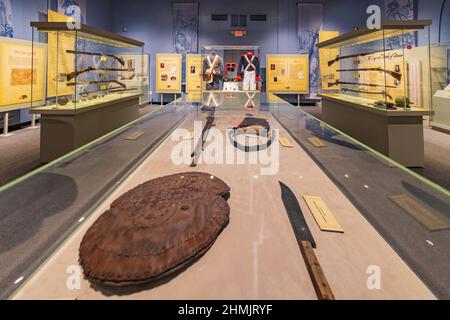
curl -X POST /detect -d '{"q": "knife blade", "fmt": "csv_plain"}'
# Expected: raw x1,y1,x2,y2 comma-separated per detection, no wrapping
280,181,317,248
279,181,335,300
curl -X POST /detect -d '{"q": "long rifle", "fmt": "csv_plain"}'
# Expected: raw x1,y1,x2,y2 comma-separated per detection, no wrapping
328,80,397,89
58,67,135,82
327,50,384,67
337,67,402,81
66,80,127,89
66,50,126,66
79,87,138,97
342,88,393,100
191,107,216,167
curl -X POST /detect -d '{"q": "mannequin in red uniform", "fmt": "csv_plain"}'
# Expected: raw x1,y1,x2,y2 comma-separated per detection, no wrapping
237,52,261,91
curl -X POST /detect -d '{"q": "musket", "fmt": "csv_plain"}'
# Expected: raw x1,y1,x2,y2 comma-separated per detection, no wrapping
66,50,126,66
328,80,397,89
56,68,133,82
191,107,216,167
279,182,335,300
79,87,138,97
337,67,402,81
342,87,393,100
66,80,127,89
327,50,384,67
58,67,135,82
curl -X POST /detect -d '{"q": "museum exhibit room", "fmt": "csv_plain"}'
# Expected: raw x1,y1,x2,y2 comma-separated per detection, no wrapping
0,0,449,305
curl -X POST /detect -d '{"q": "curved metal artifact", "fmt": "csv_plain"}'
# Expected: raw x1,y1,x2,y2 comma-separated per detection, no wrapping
79,173,230,287
229,117,276,152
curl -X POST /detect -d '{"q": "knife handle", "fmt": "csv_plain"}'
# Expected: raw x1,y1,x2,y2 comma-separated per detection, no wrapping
299,241,335,301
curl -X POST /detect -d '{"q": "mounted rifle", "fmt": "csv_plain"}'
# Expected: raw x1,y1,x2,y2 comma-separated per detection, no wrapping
66,80,127,89
191,106,216,167
342,88,393,100
337,67,402,81
66,50,126,66
57,67,135,82
327,50,384,67
328,80,397,89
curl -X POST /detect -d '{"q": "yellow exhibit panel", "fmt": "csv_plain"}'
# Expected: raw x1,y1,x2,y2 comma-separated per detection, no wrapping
156,53,182,94
0,37,46,111
47,10,75,98
319,30,340,91
186,54,202,94
266,54,309,93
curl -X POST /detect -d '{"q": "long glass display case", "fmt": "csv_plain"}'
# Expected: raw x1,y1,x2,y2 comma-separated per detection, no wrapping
30,22,145,112
0,93,448,301
0,91,449,301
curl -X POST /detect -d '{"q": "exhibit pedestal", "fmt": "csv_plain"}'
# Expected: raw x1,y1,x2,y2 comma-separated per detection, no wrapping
31,95,141,163
321,95,433,167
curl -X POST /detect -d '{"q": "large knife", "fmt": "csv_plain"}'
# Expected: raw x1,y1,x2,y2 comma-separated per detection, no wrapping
279,182,335,300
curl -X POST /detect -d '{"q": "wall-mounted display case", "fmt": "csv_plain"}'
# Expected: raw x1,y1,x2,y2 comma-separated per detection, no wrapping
318,20,434,167
29,22,145,163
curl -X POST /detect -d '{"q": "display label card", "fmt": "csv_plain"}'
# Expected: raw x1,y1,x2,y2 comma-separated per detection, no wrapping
307,136,327,148
389,195,450,231
279,137,294,148
304,195,344,233
125,131,145,141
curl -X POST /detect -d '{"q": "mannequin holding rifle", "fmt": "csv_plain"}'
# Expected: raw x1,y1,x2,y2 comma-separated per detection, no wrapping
203,51,224,90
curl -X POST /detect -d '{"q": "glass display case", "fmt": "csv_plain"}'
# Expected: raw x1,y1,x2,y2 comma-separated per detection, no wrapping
30,22,145,111
201,45,261,92
430,41,450,132
319,20,432,110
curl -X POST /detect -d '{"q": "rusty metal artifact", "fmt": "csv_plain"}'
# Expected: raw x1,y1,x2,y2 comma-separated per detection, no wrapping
79,172,230,286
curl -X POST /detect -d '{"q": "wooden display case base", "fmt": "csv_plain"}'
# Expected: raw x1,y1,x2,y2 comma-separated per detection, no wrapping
32,95,140,163
321,94,433,168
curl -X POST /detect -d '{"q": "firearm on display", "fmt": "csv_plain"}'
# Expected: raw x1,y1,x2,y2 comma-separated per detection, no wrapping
342,88,393,100
66,50,126,66
328,80,397,89
66,80,127,89
327,50,384,67
191,107,216,167
337,67,402,81
79,87,138,98
57,67,135,82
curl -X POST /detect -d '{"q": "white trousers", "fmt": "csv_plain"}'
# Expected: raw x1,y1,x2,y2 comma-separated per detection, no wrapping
243,70,256,91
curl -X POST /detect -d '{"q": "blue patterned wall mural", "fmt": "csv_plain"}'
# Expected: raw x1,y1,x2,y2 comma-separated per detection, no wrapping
297,3,323,95
0,0,13,38
385,0,417,47
173,2,199,82
58,0,87,24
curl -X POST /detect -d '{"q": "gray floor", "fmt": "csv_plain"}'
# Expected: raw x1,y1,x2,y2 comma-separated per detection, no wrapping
0,104,159,187
302,105,450,191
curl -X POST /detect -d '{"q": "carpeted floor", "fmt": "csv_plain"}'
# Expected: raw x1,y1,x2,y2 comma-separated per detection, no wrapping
0,104,160,187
